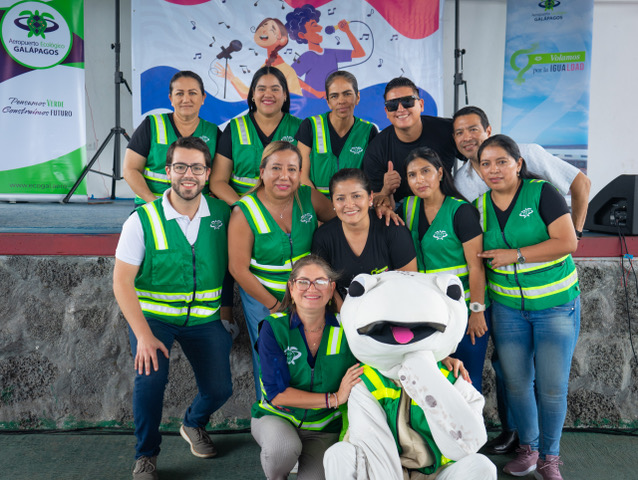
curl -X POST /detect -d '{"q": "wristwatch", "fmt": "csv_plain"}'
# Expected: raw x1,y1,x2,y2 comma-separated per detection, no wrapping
469,302,486,313
516,248,526,264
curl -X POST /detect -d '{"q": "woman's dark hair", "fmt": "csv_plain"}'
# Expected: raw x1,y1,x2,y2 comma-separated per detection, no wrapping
279,255,339,315
325,70,359,97
328,168,371,200
285,5,321,45
256,18,289,67
405,147,469,202
477,134,541,180
247,66,291,113
169,70,205,95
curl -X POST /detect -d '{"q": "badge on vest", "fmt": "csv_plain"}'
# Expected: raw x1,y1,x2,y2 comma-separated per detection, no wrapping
281,135,295,142
519,208,534,218
210,219,223,230
300,213,314,223
200,135,210,143
284,346,302,365
433,230,448,240
349,146,364,155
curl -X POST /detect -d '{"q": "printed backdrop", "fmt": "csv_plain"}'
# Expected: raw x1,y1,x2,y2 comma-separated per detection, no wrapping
502,0,593,170
0,0,86,201
131,0,445,131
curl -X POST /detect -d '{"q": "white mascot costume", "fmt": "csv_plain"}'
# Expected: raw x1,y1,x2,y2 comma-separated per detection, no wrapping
324,271,496,480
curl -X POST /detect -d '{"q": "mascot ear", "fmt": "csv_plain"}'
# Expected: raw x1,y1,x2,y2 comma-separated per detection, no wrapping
435,274,463,301
348,274,378,297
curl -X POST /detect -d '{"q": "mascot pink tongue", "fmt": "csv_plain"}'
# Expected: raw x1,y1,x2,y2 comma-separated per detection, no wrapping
392,326,414,344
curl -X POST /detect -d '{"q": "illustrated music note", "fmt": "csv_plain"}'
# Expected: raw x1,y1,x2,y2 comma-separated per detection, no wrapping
253,0,259,5
328,8,336,15
284,48,293,54
400,68,405,76
193,52,202,60
390,34,399,41
367,8,374,17
191,21,196,30
240,64,251,74
359,33,369,41
279,0,285,9
218,21,230,29
209,36,216,47
293,52,300,63
378,58,383,68
249,48,258,56
335,36,341,46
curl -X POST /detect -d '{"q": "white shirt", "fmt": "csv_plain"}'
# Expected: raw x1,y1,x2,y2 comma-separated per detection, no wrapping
454,143,580,201
115,189,210,266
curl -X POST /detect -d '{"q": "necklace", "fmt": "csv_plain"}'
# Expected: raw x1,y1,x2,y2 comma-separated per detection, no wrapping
262,195,292,219
304,323,325,333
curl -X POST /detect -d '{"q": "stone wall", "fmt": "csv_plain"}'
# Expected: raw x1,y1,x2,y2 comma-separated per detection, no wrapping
1,256,636,430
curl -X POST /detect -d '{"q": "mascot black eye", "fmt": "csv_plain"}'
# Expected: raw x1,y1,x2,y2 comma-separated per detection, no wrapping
446,283,462,301
348,280,365,298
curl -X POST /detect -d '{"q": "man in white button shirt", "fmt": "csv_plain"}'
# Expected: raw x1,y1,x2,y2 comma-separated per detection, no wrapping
113,137,232,480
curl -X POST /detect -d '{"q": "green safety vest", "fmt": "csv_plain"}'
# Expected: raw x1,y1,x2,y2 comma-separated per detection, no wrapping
308,113,373,196
135,195,229,325
235,185,317,300
360,364,456,475
475,179,579,311
229,113,302,195
252,312,356,432
137,113,218,205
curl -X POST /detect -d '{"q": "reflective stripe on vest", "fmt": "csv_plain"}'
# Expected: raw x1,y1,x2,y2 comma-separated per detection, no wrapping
489,268,578,299
490,255,570,275
151,114,168,145
235,116,251,145
139,300,219,318
251,252,311,293
142,168,169,183
136,287,223,303
142,202,169,250
257,399,342,430
404,196,419,231
231,174,258,190
239,196,271,233
311,115,328,154
326,326,343,355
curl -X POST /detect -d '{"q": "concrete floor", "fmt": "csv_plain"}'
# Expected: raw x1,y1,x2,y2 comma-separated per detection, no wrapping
1,429,637,479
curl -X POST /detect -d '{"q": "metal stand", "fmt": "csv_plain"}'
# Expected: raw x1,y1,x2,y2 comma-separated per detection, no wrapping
64,0,131,203
453,0,468,113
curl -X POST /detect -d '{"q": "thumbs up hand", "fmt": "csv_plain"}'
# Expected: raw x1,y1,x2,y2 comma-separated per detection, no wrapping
382,161,402,197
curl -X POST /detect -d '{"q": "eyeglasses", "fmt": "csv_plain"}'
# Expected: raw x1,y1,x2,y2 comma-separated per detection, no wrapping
171,163,208,175
384,95,419,112
292,278,331,291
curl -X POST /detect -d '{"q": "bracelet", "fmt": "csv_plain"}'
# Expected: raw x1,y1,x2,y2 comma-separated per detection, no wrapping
332,392,338,408
325,392,329,408
575,229,583,240
268,299,278,310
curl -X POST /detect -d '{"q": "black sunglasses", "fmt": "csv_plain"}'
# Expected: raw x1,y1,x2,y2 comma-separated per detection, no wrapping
384,95,419,112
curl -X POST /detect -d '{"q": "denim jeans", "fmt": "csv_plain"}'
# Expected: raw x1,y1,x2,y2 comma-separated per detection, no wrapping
491,297,580,458
238,286,271,401
128,318,232,459
453,307,492,393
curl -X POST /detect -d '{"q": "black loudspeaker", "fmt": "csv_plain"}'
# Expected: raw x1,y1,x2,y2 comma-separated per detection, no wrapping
584,174,638,235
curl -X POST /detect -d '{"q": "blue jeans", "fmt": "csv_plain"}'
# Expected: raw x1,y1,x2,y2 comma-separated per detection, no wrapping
238,286,271,401
128,318,232,459
491,297,580,458
453,307,491,393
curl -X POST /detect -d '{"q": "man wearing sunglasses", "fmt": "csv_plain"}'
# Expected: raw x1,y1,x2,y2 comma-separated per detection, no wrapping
363,77,457,208
114,137,233,480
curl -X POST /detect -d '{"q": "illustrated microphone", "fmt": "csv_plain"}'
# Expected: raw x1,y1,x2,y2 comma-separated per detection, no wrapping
216,40,242,60
325,25,336,35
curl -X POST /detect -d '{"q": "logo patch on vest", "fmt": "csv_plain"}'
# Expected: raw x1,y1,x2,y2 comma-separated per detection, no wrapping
284,346,302,365
200,135,210,143
349,146,364,155
433,230,448,240
280,135,295,142
300,213,314,223
519,208,534,218
210,219,223,230
370,266,389,275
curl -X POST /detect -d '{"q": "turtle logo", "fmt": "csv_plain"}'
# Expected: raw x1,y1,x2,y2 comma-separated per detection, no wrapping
16,9,59,39
200,135,210,143
519,208,534,218
433,230,448,240
539,1,560,11
281,135,295,143
349,146,364,155
300,213,314,223
210,219,223,230
284,346,302,365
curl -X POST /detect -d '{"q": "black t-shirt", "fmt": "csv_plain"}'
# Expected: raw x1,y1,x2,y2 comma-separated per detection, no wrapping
127,114,221,157
295,116,378,158
494,182,570,231
362,115,457,203
416,201,482,243
217,112,284,159
311,211,416,299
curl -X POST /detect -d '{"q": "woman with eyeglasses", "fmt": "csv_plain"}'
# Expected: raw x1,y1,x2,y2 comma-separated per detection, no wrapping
295,71,378,197
475,135,580,480
228,141,335,400
124,70,219,206
402,147,488,392
251,254,363,480
312,168,416,310
210,66,302,207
